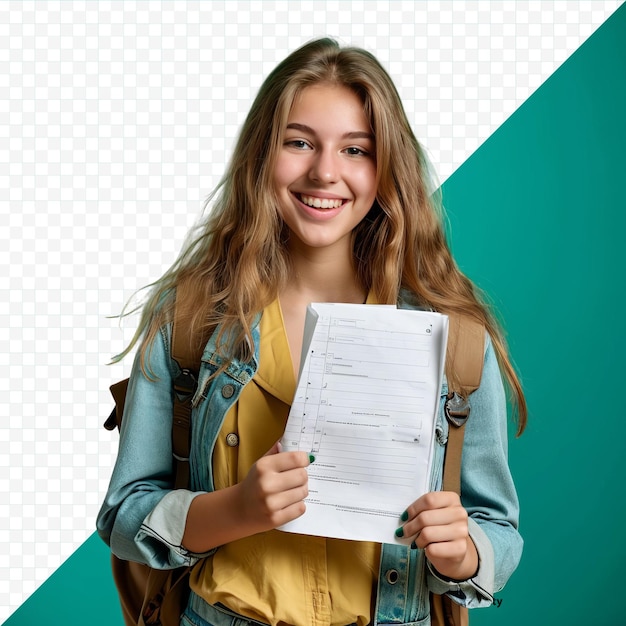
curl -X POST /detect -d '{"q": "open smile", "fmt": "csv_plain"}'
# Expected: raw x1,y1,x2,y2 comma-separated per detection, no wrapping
295,193,347,209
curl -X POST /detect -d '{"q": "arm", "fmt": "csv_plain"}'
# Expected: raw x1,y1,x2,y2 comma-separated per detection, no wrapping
398,336,522,605
454,336,523,593
97,326,310,567
182,441,310,554
96,325,198,568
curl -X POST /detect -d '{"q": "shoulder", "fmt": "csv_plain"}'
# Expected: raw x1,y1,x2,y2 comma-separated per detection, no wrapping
135,288,176,380
397,289,488,365
396,288,429,311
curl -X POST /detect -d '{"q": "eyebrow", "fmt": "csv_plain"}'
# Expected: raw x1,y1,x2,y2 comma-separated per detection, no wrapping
286,123,374,141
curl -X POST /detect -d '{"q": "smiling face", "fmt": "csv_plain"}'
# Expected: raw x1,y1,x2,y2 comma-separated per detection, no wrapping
273,83,378,257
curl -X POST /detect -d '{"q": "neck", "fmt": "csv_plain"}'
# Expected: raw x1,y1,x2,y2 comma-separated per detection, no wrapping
284,244,365,304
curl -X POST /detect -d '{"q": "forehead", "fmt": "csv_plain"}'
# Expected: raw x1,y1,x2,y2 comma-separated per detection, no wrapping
287,83,371,134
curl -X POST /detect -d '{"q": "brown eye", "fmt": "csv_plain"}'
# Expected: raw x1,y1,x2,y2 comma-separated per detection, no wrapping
344,146,369,157
285,140,312,150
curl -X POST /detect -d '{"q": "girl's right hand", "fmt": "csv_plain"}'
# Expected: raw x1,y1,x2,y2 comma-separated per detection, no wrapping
237,442,311,533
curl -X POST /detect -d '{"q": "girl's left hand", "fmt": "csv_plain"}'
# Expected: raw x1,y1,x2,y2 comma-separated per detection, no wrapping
397,491,479,581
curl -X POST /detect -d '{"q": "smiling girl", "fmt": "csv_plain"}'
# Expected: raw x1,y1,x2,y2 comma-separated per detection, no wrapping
98,38,526,626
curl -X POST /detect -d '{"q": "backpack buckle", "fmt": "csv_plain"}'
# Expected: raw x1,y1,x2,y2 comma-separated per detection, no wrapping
173,368,198,402
445,392,470,428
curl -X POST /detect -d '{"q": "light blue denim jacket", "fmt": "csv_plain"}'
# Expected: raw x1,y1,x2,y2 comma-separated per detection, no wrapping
97,295,522,626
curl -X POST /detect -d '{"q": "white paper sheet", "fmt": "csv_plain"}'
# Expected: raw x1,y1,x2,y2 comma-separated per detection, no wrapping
279,303,449,544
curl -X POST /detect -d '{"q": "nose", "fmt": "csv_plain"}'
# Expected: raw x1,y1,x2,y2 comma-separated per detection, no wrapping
309,148,339,183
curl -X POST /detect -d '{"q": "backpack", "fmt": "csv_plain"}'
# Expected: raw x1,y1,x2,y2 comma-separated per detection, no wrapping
104,290,484,626
103,279,205,626
430,313,484,626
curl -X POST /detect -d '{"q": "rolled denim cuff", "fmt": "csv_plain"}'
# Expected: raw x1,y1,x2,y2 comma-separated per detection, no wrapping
426,518,495,608
136,489,215,567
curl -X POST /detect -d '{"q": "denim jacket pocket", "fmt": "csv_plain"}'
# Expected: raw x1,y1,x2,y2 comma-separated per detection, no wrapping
375,544,432,625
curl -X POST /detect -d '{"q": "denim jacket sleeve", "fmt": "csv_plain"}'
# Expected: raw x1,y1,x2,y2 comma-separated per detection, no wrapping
96,325,207,569
426,336,523,607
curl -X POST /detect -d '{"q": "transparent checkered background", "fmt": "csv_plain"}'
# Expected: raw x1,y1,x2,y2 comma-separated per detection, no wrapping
0,0,621,620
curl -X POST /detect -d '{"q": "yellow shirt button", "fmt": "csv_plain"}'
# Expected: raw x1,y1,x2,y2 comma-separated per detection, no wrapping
226,432,239,447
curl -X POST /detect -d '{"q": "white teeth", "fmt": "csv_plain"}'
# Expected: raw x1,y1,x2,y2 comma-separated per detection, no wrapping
300,194,343,209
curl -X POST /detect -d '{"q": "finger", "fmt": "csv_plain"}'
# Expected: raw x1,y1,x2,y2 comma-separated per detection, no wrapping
402,505,467,540
397,493,467,542
424,538,469,565
407,491,461,519
264,482,309,514
258,450,311,473
265,465,309,493
412,520,469,550
265,498,307,527
254,462,310,501
416,504,467,529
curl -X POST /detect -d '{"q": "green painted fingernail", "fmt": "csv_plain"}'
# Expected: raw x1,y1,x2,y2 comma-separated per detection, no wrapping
308,454,315,463
395,526,404,538
400,510,409,522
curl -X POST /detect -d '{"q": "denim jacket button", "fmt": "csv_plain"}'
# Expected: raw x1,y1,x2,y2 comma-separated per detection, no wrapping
385,569,399,585
221,384,235,399
226,432,239,447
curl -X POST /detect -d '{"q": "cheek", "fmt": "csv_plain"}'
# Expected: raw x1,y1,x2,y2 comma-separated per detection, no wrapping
273,155,286,188
356,165,378,203
274,154,301,189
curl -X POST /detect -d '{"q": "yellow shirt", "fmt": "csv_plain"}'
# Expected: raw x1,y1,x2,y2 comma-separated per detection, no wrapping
190,298,380,626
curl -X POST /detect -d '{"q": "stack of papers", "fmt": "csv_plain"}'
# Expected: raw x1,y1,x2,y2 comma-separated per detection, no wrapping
280,303,449,544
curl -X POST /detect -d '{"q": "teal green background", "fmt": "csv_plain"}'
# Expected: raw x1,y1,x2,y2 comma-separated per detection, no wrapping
445,4,626,625
4,4,626,625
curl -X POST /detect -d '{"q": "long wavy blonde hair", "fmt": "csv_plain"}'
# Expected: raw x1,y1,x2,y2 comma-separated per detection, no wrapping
117,37,526,434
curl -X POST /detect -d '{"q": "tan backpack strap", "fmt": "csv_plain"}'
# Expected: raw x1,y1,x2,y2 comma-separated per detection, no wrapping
170,277,204,489
445,314,484,400
442,427,464,495
442,314,485,495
